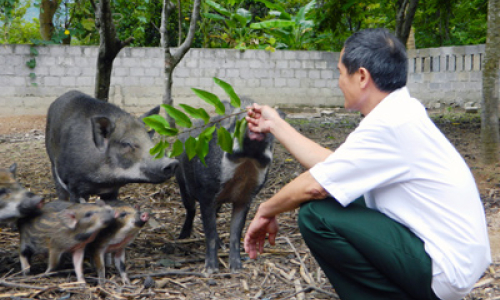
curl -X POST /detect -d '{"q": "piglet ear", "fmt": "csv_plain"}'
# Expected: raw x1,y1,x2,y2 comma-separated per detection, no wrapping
91,116,115,150
60,209,77,230
139,106,160,139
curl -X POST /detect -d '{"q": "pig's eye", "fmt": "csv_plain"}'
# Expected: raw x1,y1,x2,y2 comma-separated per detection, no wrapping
0,188,7,196
119,212,128,218
84,212,94,218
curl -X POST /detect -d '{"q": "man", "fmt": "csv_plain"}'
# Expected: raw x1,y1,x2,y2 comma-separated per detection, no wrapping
243,28,491,300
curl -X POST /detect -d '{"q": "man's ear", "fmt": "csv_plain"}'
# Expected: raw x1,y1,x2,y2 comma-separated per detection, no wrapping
358,67,371,89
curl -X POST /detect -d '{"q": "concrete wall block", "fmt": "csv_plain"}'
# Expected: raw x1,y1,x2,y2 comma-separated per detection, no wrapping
275,60,288,69
14,45,30,54
139,77,155,86
174,67,190,78
249,59,263,69
280,69,294,78
131,48,146,58
145,68,160,77
185,77,200,87
309,70,321,79
10,77,26,86
123,77,140,86
61,77,76,87
302,60,315,69
140,58,154,68
287,78,300,88
226,69,240,78
0,45,14,55
114,67,130,77
275,78,286,87
68,47,83,56
234,60,250,69
83,47,98,57
260,78,274,88
314,80,328,88
296,69,308,79
321,70,334,79
76,76,93,86
130,68,145,77
50,46,66,56
44,76,60,86
289,60,301,69
241,50,256,59
315,61,328,69
283,51,297,60
49,66,66,76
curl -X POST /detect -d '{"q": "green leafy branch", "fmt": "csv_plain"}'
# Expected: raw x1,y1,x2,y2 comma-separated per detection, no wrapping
143,77,248,166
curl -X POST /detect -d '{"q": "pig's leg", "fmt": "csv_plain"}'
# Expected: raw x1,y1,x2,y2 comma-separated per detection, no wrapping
114,249,130,285
199,200,219,273
93,248,106,285
72,248,86,283
51,165,70,201
45,249,63,274
19,252,31,276
178,178,196,239
229,202,251,272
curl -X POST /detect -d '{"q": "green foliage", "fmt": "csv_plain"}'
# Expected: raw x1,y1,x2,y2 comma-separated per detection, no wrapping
201,0,276,50
250,0,327,50
144,77,248,166
0,0,42,44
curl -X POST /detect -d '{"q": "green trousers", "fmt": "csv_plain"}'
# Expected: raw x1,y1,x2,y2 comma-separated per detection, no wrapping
298,197,440,300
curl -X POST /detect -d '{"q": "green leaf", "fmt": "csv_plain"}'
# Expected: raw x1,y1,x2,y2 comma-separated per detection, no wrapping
161,104,192,128
250,20,295,30
196,135,210,166
254,0,291,20
201,125,216,142
214,78,240,108
202,12,226,21
179,104,210,125
168,139,184,158
217,127,233,154
191,88,225,115
143,115,178,136
29,72,36,79
185,136,197,160
236,118,247,149
26,58,36,69
29,46,38,56
205,0,231,17
150,140,168,159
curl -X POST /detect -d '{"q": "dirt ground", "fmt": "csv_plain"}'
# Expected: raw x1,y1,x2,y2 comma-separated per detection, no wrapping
0,112,499,300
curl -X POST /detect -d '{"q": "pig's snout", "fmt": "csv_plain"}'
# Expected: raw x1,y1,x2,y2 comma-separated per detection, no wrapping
135,212,149,227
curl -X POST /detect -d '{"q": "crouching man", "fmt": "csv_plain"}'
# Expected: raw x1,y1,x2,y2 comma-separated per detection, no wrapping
243,28,491,300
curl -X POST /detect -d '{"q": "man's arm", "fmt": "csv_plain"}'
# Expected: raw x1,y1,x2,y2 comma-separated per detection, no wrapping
246,104,332,169
244,171,329,258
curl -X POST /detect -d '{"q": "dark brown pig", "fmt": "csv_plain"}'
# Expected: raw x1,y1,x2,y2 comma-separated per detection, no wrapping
45,90,178,203
86,200,149,285
175,99,283,273
0,163,43,223
17,200,115,283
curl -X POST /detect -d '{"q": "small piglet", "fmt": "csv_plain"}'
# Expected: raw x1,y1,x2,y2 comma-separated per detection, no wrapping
175,99,283,273
86,200,149,285
0,163,43,223
18,200,115,283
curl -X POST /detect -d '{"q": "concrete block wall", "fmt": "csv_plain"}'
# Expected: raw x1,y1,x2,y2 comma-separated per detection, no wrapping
0,43,494,116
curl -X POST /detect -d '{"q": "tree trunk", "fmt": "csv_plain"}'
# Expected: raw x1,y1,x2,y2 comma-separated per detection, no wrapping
481,0,500,164
160,0,201,127
39,0,60,41
91,0,133,101
395,0,419,46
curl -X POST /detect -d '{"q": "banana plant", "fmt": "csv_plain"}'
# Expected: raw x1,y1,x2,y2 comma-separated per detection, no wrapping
202,0,275,50
250,0,319,50
143,77,248,166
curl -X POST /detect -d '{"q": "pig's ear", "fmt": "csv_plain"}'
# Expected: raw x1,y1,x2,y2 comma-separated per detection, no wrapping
140,106,160,119
60,209,77,229
9,163,17,178
95,199,106,207
91,116,115,149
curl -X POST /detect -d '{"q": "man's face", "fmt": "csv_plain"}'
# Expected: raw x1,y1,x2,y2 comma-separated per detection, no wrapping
338,49,361,111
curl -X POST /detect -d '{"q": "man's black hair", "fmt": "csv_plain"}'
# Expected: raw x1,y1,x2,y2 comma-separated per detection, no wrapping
342,28,407,92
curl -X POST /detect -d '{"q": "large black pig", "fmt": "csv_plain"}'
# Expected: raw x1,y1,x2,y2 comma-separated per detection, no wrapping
175,99,283,273
46,90,178,203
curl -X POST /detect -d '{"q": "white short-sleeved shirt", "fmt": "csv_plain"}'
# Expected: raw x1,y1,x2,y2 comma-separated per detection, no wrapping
310,87,491,300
